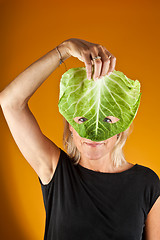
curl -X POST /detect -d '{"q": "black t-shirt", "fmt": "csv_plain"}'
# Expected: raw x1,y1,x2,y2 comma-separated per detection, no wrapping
38,148,160,240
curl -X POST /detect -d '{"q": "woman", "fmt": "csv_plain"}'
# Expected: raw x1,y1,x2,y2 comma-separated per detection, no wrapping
0,38,160,239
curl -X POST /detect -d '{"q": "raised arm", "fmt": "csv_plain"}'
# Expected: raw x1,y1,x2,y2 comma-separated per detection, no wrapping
0,38,116,184
0,41,71,184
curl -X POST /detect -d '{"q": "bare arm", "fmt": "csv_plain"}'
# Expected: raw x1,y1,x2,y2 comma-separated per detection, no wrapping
0,38,115,184
145,196,160,239
0,41,71,184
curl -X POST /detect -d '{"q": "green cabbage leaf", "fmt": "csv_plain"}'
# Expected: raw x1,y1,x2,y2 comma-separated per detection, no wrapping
58,67,141,141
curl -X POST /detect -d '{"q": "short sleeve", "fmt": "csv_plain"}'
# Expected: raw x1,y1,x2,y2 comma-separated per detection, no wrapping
38,148,62,187
146,169,160,214
37,148,63,210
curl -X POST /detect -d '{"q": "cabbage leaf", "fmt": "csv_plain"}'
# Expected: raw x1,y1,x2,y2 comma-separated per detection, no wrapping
58,67,141,141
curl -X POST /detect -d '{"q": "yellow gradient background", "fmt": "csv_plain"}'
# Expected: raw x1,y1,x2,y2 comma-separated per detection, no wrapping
0,0,160,239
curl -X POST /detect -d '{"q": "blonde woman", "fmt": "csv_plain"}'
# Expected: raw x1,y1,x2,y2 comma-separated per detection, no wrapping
0,38,160,239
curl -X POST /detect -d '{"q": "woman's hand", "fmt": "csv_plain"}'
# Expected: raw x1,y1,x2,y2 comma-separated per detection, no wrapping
62,38,116,81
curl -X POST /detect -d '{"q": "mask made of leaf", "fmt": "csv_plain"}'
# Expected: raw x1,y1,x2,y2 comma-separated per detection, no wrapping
58,67,141,141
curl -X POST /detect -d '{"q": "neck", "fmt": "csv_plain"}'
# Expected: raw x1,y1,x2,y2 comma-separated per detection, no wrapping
79,152,117,173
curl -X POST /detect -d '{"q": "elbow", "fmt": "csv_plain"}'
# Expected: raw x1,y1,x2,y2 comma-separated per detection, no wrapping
0,91,27,110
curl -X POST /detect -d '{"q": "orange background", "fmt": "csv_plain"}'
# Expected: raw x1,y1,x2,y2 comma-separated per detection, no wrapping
0,0,160,239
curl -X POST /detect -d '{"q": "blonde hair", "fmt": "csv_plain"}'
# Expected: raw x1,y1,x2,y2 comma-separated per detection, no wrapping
63,118,134,168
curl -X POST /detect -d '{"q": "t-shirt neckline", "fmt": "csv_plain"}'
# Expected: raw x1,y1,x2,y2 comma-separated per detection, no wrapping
77,163,138,175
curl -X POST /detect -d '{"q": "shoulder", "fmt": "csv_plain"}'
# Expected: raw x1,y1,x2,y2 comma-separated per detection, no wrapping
136,164,160,182
59,148,74,163
135,164,160,219
134,164,160,197
58,148,76,171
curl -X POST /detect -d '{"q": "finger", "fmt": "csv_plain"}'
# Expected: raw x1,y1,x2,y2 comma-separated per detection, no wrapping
91,52,102,81
81,52,93,80
97,48,111,78
107,55,116,75
102,47,116,75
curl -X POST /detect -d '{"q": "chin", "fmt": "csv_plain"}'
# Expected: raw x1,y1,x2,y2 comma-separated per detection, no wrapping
83,148,105,160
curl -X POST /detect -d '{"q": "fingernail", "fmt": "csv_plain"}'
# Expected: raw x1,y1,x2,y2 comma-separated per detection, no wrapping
108,72,112,76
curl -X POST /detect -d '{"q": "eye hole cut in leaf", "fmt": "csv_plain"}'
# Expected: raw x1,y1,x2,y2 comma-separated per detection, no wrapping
74,116,119,124
58,67,142,141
